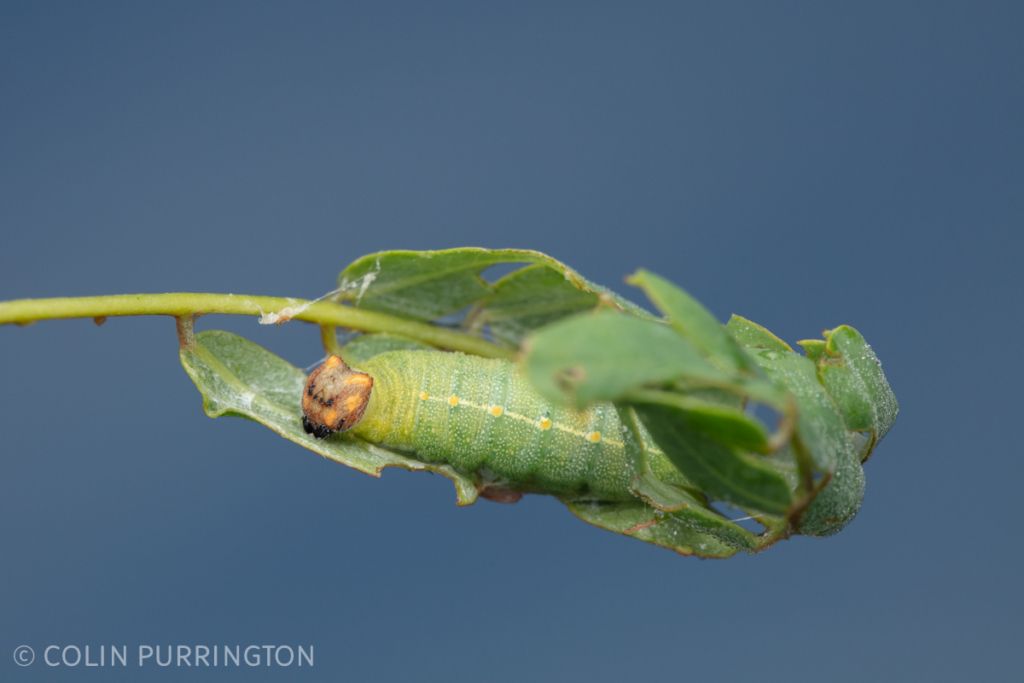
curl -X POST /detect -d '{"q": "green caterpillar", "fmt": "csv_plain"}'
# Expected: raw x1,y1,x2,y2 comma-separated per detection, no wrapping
302,350,687,503
288,307,898,558
171,249,899,558
0,246,901,558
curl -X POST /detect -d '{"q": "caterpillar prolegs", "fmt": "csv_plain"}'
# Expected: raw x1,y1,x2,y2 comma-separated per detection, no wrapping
303,350,688,503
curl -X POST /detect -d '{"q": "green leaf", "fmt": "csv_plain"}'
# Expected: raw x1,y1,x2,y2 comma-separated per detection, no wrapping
739,340,867,535
815,325,899,444
336,248,625,319
797,338,826,362
337,248,536,320
628,269,753,373
336,248,653,341
478,264,603,344
563,500,741,558
522,310,730,407
179,330,480,506
632,402,794,515
726,314,794,352
616,407,760,550
744,352,847,475
798,447,866,537
629,390,773,453
793,326,898,543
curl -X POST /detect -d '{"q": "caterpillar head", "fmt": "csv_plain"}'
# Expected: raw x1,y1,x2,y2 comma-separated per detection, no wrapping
301,355,373,439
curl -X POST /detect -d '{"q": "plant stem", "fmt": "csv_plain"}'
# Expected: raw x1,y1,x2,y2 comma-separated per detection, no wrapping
0,293,514,359
319,325,346,357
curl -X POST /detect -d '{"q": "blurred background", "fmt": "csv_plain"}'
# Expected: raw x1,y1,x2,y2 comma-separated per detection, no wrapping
1,2,1021,680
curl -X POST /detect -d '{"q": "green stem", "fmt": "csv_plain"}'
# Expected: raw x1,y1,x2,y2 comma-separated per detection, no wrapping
319,325,346,358
0,293,514,359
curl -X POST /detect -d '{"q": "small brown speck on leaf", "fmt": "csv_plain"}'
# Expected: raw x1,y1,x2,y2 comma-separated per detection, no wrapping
479,487,524,504
624,518,659,534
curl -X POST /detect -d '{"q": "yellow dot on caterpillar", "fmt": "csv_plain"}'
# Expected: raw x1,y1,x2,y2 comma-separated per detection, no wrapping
538,417,552,430
489,405,504,417
419,391,429,401
587,431,602,443
448,395,460,407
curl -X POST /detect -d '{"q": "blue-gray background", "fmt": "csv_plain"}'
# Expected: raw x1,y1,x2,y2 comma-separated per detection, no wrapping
2,2,1020,681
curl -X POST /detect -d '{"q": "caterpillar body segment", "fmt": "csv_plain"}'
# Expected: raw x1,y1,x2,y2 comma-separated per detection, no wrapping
303,350,691,503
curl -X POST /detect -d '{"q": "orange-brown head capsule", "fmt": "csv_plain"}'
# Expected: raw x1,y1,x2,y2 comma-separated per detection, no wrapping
301,355,374,439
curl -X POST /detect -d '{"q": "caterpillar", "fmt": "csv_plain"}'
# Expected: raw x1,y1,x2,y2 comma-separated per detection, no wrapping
302,350,687,503
0,246,899,558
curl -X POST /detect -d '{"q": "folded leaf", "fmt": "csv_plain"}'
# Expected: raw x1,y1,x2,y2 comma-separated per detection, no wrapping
179,330,480,505
633,402,794,515
523,310,730,407
336,248,649,335
480,264,604,344
616,407,761,551
736,331,870,535
564,500,741,559
816,325,899,443
726,314,794,352
629,269,754,374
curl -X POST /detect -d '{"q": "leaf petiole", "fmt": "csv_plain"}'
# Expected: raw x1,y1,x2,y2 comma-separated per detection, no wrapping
0,292,514,359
